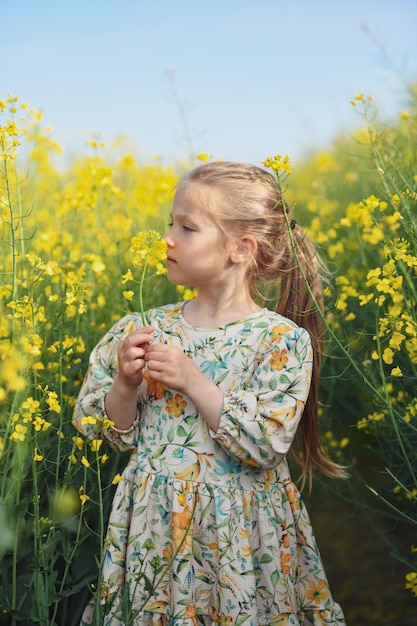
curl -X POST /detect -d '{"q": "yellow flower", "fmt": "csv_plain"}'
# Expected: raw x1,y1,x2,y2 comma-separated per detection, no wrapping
389,332,405,350
123,290,134,301
262,154,293,174
81,416,97,425
112,473,123,485
21,397,41,413
80,494,90,506
46,390,61,413
405,572,417,596
130,230,167,270
33,416,52,432
10,423,28,442
177,493,186,506
391,366,403,377
90,439,103,452
382,348,394,364
81,456,90,468
122,269,133,284
72,436,84,450
166,393,187,418
34,448,43,462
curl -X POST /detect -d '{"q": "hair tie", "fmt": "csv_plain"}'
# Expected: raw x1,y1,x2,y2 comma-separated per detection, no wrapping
290,219,297,230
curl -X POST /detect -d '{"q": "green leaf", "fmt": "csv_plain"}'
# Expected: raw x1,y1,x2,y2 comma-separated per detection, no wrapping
260,553,274,564
176,425,187,438
271,569,280,586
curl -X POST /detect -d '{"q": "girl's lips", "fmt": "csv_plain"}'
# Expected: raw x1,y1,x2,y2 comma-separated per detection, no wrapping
166,257,177,264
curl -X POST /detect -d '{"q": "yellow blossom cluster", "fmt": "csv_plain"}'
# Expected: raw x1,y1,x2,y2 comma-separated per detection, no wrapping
405,572,417,597
129,230,168,273
262,154,293,174
323,430,349,461
8,392,54,444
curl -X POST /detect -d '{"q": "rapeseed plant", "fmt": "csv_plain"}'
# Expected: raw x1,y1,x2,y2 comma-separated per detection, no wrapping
0,95,178,624
289,85,417,600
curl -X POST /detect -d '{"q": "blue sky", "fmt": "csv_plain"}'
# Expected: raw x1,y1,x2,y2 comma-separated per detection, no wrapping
2,0,417,166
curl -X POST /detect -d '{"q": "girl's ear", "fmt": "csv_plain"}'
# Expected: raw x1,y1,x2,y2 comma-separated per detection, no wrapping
230,235,257,264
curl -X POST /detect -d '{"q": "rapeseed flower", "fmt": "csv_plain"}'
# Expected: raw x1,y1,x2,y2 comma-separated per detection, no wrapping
405,572,417,597
10,423,28,442
262,154,293,174
33,449,43,462
111,473,123,485
125,230,167,324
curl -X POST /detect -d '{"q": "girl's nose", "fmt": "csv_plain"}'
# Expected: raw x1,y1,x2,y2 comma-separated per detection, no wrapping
163,229,174,246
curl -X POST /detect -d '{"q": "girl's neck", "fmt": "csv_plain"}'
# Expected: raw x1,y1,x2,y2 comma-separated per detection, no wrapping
182,292,261,327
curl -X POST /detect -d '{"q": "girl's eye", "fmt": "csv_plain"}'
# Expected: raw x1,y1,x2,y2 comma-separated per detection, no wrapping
167,221,194,232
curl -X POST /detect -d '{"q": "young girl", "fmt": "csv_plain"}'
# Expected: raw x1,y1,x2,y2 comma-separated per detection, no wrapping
73,161,347,625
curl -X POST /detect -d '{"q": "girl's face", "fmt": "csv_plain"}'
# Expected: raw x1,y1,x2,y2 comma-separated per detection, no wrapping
163,188,234,289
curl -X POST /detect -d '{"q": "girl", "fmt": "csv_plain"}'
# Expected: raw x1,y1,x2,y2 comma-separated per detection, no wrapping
73,161,347,625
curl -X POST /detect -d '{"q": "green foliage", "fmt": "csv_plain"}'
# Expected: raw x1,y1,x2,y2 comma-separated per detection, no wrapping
290,86,417,596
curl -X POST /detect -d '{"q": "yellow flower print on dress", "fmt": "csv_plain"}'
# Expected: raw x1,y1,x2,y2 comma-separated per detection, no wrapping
211,607,233,625
270,347,289,370
305,578,331,604
166,393,187,417
269,405,297,426
143,370,165,399
172,505,194,554
280,550,291,575
184,603,198,618
174,460,201,481
271,324,294,343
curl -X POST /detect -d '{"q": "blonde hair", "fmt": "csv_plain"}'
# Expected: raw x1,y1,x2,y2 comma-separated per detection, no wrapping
178,161,347,488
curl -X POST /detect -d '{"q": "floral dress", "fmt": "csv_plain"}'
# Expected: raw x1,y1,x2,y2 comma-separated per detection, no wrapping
73,302,345,626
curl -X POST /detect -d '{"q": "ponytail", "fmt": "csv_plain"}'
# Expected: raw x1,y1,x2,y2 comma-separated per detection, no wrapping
277,225,348,490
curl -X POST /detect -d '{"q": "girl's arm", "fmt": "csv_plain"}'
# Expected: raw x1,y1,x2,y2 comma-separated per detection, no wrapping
72,316,152,449
212,328,313,468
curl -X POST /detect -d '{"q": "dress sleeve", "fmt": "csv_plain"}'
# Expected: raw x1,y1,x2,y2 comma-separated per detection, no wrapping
72,315,140,452
211,326,313,469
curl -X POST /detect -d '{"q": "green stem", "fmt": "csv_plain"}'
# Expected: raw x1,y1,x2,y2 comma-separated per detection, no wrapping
32,448,48,624
1,138,18,341
139,250,150,326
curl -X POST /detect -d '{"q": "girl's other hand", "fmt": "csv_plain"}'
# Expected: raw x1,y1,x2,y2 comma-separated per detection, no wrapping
145,343,224,432
145,343,196,393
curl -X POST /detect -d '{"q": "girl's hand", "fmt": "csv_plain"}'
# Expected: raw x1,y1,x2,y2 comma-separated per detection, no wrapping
104,325,154,429
145,343,197,393
117,326,154,388
145,343,224,433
